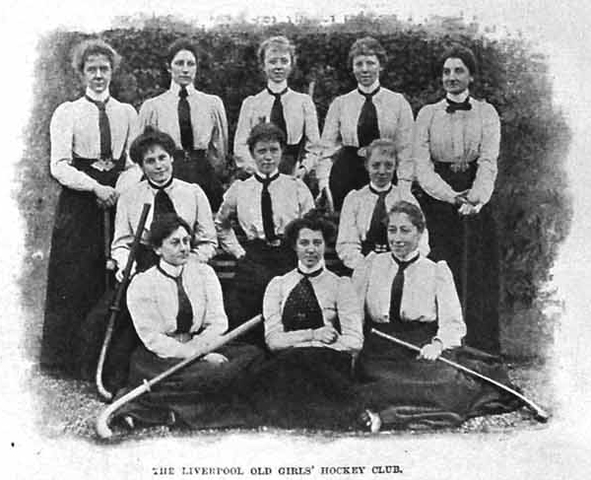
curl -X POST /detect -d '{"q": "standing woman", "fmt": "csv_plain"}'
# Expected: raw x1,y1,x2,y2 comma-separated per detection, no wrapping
216,123,314,346
319,37,414,211
138,38,227,211
41,39,138,377
233,36,320,178
414,45,501,354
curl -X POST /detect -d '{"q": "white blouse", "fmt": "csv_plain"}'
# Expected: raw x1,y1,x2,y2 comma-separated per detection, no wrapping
127,258,228,359
352,253,466,349
263,268,363,353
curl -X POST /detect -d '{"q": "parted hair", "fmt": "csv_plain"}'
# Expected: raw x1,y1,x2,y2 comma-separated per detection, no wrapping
348,36,387,67
361,138,398,165
149,214,193,249
388,201,426,233
437,44,478,76
129,127,177,165
166,37,199,66
71,39,121,74
284,210,337,249
257,35,297,68
246,122,286,154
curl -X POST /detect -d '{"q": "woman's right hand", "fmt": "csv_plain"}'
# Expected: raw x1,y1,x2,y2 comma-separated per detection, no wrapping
312,326,338,344
94,184,118,208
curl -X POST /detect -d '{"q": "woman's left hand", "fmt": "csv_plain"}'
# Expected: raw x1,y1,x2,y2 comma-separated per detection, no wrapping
202,352,229,364
458,202,482,216
419,341,444,361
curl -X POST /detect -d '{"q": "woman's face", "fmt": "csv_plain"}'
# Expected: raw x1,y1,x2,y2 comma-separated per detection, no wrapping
442,57,473,95
263,48,292,84
252,139,282,175
295,228,325,269
387,212,421,259
366,149,396,188
352,54,381,87
141,145,173,186
82,54,112,94
155,226,191,267
169,49,197,87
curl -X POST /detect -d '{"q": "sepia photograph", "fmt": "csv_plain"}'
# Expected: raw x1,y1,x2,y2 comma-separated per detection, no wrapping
2,0,591,478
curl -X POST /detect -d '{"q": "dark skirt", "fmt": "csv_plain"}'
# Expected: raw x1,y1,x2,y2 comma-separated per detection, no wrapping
418,162,500,354
114,342,265,429
41,163,121,377
173,150,224,212
356,320,520,430
248,347,357,430
225,241,296,348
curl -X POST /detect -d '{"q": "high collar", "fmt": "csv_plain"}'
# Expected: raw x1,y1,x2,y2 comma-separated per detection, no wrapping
391,248,421,263
170,82,197,96
158,258,184,278
254,169,280,180
85,87,109,102
357,80,380,95
446,90,470,103
147,175,174,191
267,80,288,94
298,259,325,275
369,182,393,193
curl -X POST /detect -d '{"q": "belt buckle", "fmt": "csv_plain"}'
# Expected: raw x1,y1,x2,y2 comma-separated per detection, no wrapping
91,158,115,171
450,161,469,173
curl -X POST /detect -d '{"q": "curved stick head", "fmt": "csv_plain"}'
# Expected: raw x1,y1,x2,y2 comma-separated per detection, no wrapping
533,407,550,423
95,415,114,439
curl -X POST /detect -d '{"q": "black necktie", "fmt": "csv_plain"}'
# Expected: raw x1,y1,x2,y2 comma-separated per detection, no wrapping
389,254,420,322
157,265,193,333
268,87,288,138
85,95,112,159
281,268,325,332
149,177,177,224
178,86,194,151
366,185,392,247
446,97,472,114
357,86,380,147
255,172,279,241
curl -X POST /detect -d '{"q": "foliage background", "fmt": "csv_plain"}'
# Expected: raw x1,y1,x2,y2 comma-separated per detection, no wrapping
17,14,571,358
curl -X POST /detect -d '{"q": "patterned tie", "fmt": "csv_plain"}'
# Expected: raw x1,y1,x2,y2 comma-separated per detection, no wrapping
268,87,288,138
388,254,420,322
157,265,193,333
281,268,325,332
149,177,177,224
446,97,472,114
85,95,112,159
178,86,194,150
255,172,280,242
365,185,392,248
357,86,380,147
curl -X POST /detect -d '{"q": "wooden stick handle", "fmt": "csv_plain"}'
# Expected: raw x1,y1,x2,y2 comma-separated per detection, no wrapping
96,314,263,439
371,328,549,422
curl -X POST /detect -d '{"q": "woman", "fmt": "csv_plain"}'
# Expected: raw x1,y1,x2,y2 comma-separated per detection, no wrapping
319,37,414,211
41,39,138,377
215,123,314,347
414,45,501,354
114,215,263,429
138,38,227,211
234,35,320,178
336,138,429,272
353,201,519,431
250,213,363,429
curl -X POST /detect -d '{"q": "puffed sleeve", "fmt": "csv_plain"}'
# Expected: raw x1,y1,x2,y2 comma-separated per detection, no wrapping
335,191,364,270
414,106,457,204
433,261,466,349
300,95,322,174
214,181,246,259
137,98,158,133
233,96,256,171
208,96,229,175
296,178,315,215
127,274,196,359
263,277,314,351
115,105,143,194
351,252,375,319
333,277,363,353
394,97,415,185
49,102,101,192
467,103,500,205
317,96,343,189
191,184,218,262
110,189,134,270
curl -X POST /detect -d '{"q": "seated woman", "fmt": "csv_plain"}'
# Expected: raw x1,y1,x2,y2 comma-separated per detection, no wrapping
115,215,264,429
249,213,363,429
215,122,315,347
353,201,520,431
336,138,429,272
